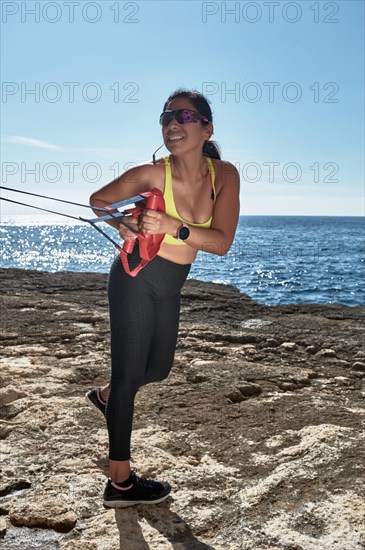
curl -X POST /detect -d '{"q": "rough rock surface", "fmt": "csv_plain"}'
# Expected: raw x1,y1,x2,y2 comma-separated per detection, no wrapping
0,267,364,550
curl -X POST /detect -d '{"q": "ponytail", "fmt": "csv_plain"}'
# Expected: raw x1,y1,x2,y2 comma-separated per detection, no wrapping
203,140,221,160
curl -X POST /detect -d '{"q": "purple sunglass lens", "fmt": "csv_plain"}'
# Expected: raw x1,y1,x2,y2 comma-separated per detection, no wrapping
180,110,198,123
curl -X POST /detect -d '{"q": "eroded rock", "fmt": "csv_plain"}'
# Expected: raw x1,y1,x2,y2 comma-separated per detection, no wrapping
0,268,364,549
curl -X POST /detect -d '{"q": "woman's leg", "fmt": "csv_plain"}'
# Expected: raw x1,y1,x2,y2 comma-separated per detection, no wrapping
104,285,173,505
109,459,132,483
143,291,182,383
100,384,109,401
97,289,181,403
102,255,190,507
107,259,155,473
106,253,190,468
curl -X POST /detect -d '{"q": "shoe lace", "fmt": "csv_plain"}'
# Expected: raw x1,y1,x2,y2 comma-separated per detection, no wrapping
132,471,158,489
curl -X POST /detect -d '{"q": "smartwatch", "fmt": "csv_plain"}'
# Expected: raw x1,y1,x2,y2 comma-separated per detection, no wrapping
176,223,190,241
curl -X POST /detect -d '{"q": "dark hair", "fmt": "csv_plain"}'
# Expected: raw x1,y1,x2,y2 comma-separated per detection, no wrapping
163,89,221,160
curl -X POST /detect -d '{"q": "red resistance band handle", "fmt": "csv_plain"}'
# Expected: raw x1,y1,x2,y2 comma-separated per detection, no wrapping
119,188,166,277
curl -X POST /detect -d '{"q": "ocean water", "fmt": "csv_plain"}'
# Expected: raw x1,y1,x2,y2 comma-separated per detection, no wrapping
0,215,364,307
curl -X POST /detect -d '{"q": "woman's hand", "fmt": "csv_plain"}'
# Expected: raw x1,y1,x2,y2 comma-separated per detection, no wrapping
137,209,179,237
118,215,139,241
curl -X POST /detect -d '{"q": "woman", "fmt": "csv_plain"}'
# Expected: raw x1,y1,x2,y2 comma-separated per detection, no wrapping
86,89,240,508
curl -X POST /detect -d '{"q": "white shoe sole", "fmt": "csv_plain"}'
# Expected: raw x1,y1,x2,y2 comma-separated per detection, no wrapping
103,493,171,508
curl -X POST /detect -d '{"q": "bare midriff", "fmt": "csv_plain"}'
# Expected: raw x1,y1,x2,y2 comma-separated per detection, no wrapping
157,241,198,265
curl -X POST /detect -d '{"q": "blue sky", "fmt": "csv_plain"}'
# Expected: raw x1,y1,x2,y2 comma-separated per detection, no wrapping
1,0,364,216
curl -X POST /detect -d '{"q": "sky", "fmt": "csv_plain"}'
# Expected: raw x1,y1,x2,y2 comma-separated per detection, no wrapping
1,0,364,217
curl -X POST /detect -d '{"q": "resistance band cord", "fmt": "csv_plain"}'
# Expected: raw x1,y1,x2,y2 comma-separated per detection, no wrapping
0,186,144,250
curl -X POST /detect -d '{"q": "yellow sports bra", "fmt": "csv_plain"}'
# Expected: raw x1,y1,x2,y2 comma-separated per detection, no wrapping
162,155,216,245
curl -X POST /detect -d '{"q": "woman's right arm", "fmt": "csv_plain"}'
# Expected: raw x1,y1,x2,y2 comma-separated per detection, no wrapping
89,164,158,238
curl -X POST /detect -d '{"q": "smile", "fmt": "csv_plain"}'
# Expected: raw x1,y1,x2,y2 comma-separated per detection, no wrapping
168,136,184,142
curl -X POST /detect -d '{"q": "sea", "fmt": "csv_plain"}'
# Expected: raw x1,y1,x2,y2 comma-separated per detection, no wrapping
0,215,364,307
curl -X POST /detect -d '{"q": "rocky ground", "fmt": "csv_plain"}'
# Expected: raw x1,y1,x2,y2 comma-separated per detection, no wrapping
0,267,364,550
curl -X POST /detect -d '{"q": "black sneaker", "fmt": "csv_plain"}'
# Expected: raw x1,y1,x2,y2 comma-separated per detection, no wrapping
85,388,106,417
103,472,171,508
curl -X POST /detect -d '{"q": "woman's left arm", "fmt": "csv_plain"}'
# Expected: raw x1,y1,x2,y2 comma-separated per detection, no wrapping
187,161,240,255
141,161,240,256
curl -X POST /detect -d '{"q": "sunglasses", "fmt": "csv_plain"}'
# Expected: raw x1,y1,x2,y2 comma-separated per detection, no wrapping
159,109,209,126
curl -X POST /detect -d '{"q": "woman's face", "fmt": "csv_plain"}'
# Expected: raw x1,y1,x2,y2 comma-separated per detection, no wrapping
161,97,212,154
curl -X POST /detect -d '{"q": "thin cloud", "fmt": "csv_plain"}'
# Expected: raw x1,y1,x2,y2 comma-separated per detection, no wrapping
2,137,153,164
3,135,64,151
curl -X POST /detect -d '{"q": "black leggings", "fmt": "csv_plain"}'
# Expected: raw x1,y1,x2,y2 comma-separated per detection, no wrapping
106,248,191,461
